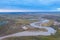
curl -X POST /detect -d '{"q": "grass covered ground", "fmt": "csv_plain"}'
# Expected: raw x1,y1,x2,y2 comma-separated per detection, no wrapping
0,19,38,37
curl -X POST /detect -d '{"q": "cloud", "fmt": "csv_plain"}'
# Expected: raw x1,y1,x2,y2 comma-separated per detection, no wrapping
0,8,60,12
47,8,60,11
35,0,59,6
0,0,60,10
0,0,60,5
19,0,60,6
37,0,59,5
18,0,60,5
55,8,60,11
0,9,45,12
0,0,60,6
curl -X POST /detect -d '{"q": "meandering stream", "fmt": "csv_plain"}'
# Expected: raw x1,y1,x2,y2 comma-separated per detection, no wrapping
0,19,56,40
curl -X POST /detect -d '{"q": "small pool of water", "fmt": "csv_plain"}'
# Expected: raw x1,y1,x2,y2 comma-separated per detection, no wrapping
0,21,8,25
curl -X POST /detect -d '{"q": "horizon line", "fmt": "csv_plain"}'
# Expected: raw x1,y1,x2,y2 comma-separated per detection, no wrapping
0,9,59,12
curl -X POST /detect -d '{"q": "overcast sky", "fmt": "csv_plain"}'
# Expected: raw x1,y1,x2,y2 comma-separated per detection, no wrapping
0,0,60,11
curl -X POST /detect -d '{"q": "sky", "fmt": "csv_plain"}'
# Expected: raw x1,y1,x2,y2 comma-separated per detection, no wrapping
0,0,60,12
